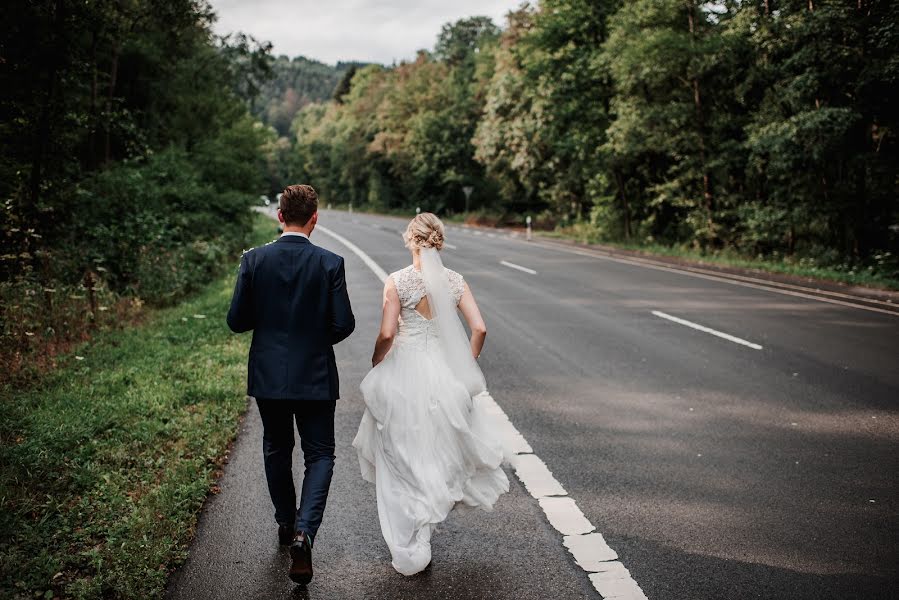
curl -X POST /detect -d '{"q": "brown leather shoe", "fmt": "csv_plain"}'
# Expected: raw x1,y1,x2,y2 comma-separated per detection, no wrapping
288,532,313,584
278,523,294,546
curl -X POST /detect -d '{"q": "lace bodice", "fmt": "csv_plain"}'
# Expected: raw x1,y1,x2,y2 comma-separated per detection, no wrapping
389,265,465,347
390,265,465,309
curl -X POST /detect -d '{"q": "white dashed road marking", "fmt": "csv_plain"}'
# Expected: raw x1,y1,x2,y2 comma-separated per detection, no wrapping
500,260,537,275
311,217,648,599
546,242,899,318
652,310,763,350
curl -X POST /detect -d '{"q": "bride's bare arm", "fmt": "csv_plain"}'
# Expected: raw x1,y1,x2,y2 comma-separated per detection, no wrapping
371,277,401,367
457,283,487,359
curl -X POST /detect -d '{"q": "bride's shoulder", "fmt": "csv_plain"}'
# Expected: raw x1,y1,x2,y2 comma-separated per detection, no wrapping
444,266,464,280
387,265,415,288
444,268,466,298
389,265,414,279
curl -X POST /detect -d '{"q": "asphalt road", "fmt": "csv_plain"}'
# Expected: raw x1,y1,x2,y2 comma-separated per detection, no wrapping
167,209,898,599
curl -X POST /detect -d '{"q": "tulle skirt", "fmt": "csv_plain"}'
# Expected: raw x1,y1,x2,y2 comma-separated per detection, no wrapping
352,340,510,576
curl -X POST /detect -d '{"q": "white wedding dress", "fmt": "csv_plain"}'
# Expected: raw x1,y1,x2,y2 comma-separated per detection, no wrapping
352,259,509,576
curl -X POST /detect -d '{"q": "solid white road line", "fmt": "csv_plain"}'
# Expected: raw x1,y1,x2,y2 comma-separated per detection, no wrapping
652,310,763,350
564,533,620,567
312,215,648,599
500,260,538,275
317,225,389,283
539,497,596,535
509,453,568,497
444,243,458,250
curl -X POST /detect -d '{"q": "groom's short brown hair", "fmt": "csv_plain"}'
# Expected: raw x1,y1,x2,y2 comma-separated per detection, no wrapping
279,184,318,226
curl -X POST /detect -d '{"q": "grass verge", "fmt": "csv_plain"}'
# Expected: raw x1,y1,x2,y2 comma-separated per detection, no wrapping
0,213,278,599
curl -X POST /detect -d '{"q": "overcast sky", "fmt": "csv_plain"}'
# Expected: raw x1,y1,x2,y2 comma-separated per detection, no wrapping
208,0,524,65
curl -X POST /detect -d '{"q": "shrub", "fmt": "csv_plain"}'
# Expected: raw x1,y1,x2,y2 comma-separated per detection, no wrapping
1,145,261,385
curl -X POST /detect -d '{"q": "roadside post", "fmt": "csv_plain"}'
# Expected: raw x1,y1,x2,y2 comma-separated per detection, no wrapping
349,201,353,214
416,207,421,215
526,215,532,241
462,185,474,214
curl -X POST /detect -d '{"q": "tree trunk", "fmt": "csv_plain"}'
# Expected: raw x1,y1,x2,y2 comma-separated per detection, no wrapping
87,30,99,171
103,43,121,166
29,0,66,217
687,2,715,239
85,270,98,327
614,168,632,240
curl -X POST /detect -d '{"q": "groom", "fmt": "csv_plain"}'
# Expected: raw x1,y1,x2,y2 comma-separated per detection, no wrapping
226,184,355,585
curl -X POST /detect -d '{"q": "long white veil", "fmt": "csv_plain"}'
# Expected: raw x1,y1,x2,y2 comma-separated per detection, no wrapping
418,247,486,397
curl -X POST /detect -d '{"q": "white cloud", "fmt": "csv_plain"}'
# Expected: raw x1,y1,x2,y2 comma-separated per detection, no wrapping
208,0,524,65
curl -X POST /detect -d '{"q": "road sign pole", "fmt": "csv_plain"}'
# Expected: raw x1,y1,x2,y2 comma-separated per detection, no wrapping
462,186,474,214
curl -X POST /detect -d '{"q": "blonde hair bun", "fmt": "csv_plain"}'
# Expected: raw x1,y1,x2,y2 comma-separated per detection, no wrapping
403,212,445,251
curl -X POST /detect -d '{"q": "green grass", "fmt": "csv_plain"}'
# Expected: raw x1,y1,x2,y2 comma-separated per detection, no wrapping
0,213,279,599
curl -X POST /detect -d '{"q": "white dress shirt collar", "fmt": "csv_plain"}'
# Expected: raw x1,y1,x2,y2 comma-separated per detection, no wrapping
280,231,309,239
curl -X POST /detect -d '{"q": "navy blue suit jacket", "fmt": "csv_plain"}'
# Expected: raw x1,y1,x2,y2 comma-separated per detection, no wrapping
226,234,355,401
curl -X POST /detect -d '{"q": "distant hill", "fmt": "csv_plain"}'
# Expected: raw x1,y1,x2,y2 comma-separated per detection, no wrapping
255,56,367,136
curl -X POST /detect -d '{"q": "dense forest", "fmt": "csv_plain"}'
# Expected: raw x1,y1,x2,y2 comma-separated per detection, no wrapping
273,0,898,282
1,0,273,378
253,55,361,136
251,55,364,195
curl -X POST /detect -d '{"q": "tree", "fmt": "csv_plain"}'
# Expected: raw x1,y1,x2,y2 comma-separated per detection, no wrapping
333,65,358,104
1,0,273,354
473,8,547,213
741,0,898,258
527,0,621,222
603,0,749,246
435,16,500,66
220,32,274,114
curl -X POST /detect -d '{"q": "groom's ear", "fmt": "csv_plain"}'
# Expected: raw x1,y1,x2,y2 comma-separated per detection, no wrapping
310,211,318,226
277,208,286,224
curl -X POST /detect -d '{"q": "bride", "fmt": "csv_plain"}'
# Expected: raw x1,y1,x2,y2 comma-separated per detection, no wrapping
352,212,509,576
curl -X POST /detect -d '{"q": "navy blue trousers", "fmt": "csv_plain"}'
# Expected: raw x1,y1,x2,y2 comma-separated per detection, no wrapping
256,398,336,545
